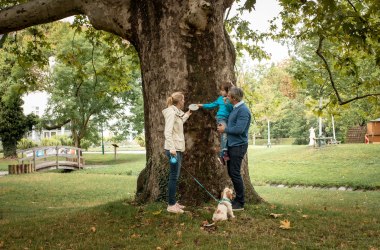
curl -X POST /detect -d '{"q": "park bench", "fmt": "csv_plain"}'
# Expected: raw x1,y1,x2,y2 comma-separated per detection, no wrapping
8,146,85,174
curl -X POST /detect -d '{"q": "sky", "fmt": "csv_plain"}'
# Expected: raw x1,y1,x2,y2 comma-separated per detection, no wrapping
232,0,289,64
248,0,288,63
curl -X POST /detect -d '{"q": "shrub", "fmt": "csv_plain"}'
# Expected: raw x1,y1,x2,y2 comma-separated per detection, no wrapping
54,135,73,146
40,137,61,146
17,138,37,149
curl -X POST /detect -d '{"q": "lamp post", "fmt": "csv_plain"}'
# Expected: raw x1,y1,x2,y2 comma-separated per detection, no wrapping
267,119,271,148
101,124,104,155
331,114,336,143
318,97,323,137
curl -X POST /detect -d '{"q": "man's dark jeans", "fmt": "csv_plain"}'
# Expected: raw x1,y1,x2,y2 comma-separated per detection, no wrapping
227,144,248,206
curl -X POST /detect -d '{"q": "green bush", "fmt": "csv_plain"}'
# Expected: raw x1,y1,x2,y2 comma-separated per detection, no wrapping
17,138,37,149
54,135,73,146
40,137,61,146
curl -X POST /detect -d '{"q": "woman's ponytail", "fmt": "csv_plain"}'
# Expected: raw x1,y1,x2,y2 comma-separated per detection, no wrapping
166,92,184,107
166,96,173,106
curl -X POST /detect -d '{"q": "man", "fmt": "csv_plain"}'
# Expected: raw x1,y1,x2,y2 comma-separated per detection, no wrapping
217,86,251,211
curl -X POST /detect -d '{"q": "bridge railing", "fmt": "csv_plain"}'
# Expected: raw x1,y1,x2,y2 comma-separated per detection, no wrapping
15,146,85,172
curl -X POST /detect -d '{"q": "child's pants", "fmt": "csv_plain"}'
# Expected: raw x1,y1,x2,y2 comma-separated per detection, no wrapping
217,118,228,157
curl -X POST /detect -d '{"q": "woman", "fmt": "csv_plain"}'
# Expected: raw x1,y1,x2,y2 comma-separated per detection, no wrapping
162,92,192,214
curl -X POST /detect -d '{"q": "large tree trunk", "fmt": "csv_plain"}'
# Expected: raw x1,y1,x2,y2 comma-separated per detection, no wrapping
131,0,261,205
0,0,263,205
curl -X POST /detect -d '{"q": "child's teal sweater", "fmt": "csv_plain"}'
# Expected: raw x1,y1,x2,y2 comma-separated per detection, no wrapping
202,96,233,119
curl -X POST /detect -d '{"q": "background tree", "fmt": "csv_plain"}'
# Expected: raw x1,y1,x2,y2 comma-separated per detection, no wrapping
288,37,380,140
250,65,288,145
0,91,38,157
42,22,141,148
274,0,380,104
0,26,47,157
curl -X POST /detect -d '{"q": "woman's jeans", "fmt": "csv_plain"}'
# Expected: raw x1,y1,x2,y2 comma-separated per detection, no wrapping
165,150,183,206
217,118,228,157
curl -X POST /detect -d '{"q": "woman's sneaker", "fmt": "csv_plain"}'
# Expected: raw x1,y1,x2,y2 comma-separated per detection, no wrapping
167,205,184,214
176,203,185,209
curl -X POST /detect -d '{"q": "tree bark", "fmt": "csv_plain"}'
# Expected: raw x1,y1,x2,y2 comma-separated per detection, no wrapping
0,0,263,205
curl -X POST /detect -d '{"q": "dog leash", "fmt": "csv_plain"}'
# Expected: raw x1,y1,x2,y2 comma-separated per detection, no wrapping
181,166,219,203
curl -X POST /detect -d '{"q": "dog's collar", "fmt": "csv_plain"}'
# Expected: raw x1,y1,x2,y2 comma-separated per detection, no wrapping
218,198,232,204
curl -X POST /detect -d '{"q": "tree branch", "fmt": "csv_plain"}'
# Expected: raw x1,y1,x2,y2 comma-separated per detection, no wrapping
0,33,7,48
1,0,135,43
316,36,380,105
346,0,368,26
43,119,71,130
316,37,341,100
0,0,84,33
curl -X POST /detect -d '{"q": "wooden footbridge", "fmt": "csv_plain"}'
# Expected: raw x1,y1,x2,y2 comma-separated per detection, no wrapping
9,146,85,174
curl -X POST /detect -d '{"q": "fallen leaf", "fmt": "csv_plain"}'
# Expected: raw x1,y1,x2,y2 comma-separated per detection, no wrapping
131,233,141,238
279,219,291,229
177,231,182,238
90,226,96,233
302,215,309,219
270,213,283,218
175,240,182,246
152,210,162,215
180,223,185,226
156,247,162,250
201,220,209,227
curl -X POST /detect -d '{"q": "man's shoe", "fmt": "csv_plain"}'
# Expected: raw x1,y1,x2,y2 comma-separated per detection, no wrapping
167,205,184,214
232,203,244,211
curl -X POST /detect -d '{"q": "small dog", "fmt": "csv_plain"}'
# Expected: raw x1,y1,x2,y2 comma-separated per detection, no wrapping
212,187,235,222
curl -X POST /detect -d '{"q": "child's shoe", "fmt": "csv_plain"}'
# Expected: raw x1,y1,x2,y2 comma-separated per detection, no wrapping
223,151,230,162
218,156,225,165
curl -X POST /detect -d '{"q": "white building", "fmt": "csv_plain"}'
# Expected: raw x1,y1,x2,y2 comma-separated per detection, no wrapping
22,91,69,142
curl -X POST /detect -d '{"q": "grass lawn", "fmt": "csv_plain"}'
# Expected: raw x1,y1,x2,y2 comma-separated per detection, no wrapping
249,144,380,190
0,154,17,172
0,144,379,249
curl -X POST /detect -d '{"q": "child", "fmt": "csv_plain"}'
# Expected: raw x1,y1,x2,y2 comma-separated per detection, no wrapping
197,82,233,164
